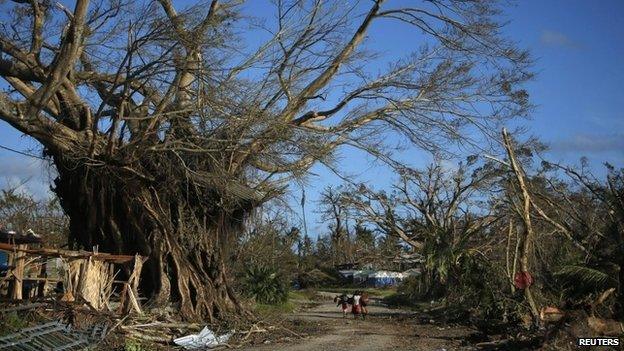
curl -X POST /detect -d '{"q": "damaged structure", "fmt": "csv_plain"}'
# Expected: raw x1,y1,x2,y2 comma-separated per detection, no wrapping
0,321,106,350
0,229,145,314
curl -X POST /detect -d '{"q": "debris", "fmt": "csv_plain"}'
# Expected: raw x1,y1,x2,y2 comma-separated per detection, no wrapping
0,302,46,314
0,242,145,314
60,291,75,302
539,306,564,323
240,323,267,341
520,312,533,329
476,338,511,350
0,229,42,244
0,242,138,264
587,316,624,336
173,326,234,349
0,321,91,350
593,287,616,308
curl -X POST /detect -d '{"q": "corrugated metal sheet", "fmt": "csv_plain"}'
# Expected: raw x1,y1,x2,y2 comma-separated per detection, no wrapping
0,321,100,351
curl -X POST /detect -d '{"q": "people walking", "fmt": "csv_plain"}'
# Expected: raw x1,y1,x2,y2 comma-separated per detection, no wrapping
361,291,369,319
352,291,362,319
334,293,350,318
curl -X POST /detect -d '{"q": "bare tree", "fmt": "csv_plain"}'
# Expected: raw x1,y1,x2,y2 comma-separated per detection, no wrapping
502,128,540,320
343,159,500,296
345,160,498,247
318,185,353,265
234,205,298,275
0,185,69,246
0,0,530,320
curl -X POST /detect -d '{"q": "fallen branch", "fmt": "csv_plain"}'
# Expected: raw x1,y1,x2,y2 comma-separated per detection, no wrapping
239,324,268,341
125,330,172,343
124,321,203,330
476,339,511,350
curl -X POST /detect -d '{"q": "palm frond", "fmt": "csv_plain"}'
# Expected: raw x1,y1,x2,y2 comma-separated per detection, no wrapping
555,265,611,289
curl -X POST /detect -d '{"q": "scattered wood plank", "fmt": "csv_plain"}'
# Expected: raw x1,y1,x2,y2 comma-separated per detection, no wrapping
0,242,142,264
0,302,46,313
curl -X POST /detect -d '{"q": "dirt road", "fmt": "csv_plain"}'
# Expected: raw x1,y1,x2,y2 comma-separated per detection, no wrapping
240,294,481,351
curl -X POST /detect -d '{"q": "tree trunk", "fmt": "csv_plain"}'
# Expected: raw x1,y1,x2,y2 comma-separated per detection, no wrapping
52,156,248,321
502,128,540,323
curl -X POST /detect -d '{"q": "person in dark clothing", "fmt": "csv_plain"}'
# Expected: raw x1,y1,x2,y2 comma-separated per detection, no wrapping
334,293,350,318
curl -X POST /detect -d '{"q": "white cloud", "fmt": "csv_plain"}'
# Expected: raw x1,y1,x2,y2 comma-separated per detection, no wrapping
540,30,579,48
439,159,459,173
550,133,624,154
0,155,55,199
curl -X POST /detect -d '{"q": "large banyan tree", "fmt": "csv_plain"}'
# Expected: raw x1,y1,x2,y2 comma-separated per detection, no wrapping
0,0,530,320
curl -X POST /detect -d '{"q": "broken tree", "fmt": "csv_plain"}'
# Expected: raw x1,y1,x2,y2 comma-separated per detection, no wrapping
0,0,531,320
502,128,541,321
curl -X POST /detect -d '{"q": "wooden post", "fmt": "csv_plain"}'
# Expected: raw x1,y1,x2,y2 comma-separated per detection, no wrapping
10,244,27,300
2,251,15,297
117,283,128,314
122,255,144,314
37,258,47,298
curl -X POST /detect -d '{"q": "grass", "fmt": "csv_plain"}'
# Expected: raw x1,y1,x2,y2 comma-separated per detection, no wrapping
0,313,28,336
288,289,319,301
254,289,320,317
254,301,296,315
124,339,148,351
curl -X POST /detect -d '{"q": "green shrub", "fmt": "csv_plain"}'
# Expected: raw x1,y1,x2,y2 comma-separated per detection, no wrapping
242,265,289,305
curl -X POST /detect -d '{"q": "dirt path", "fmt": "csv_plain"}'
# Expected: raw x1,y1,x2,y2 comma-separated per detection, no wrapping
240,294,481,351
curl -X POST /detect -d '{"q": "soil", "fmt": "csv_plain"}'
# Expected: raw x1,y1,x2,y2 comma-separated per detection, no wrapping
239,293,481,351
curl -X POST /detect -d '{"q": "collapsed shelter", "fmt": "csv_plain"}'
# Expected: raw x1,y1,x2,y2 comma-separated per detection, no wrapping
0,229,144,314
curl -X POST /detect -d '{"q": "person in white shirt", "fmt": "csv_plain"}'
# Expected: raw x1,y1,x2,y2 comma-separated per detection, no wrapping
352,292,362,319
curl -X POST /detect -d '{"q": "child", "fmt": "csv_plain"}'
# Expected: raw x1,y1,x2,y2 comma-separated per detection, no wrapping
352,291,362,319
360,291,369,319
334,293,350,318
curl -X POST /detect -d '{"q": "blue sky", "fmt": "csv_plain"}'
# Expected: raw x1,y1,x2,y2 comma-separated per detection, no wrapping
284,0,624,236
1,0,623,237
